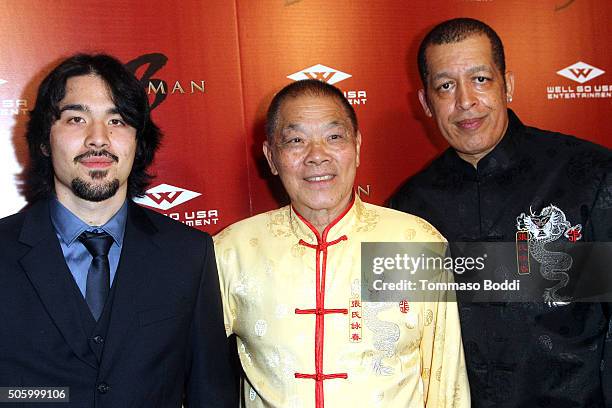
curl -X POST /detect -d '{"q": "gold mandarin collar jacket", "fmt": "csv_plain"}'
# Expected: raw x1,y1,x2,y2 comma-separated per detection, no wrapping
214,196,469,408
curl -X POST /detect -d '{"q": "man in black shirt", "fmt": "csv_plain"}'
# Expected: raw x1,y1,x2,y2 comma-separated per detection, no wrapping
390,18,611,407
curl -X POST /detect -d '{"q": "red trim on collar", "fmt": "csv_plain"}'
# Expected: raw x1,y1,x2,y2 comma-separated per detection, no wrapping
291,194,356,242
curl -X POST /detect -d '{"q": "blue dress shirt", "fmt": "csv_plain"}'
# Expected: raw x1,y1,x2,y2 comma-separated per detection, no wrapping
50,198,127,298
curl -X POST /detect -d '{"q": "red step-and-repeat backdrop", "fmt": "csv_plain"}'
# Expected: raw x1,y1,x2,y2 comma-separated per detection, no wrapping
1,0,610,233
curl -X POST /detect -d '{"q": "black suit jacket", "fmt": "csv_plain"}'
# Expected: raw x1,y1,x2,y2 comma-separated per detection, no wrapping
0,199,237,407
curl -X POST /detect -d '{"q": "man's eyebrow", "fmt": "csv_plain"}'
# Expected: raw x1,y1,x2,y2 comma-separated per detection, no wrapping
283,121,346,132
465,65,492,76
108,107,120,115
325,120,344,129
282,123,303,133
431,65,492,82
58,104,121,115
58,104,89,114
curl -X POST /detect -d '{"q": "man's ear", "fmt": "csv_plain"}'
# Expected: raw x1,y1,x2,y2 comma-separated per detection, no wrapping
355,130,362,168
418,89,433,117
40,143,50,157
262,141,279,176
504,71,515,102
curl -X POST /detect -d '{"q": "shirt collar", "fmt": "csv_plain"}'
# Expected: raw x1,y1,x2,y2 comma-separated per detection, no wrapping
288,193,374,244
50,197,128,246
444,108,524,178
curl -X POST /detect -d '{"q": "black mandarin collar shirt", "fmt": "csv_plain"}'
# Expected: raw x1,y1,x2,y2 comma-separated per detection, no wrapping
390,109,612,408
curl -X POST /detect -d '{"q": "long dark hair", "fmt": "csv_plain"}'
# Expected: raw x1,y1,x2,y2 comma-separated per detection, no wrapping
24,53,162,202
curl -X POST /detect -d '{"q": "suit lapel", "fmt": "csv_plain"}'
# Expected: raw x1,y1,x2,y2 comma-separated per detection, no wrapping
18,200,98,369
100,202,160,373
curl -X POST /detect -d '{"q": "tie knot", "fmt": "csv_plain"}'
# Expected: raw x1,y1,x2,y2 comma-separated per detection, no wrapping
79,231,114,257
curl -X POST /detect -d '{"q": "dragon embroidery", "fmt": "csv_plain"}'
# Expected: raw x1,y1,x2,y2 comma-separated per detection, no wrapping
363,303,400,375
516,204,581,306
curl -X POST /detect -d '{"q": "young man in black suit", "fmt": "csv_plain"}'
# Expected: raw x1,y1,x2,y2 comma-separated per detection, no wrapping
0,54,237,407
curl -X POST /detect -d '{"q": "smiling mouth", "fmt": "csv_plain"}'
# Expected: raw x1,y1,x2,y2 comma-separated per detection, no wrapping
304,175,335,182
456,117,484,130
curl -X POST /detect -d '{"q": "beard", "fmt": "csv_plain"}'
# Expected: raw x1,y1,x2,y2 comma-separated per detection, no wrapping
71,170,120,202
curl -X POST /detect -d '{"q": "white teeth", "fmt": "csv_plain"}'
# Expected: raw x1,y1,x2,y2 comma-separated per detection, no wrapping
305,175,333,182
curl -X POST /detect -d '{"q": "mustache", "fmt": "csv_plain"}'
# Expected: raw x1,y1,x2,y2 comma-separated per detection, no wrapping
73,150,119,164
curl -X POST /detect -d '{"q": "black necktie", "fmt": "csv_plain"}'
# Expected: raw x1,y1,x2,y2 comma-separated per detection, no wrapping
79,231,114,321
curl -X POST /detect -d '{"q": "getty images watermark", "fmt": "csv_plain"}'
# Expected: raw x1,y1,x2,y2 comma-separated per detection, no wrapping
361,242,612,303
371,250,519,292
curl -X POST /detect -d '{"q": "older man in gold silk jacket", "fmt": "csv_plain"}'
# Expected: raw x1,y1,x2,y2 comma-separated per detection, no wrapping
214,79,469,408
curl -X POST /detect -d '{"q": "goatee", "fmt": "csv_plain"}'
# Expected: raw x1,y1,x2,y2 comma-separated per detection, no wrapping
71,172,120,202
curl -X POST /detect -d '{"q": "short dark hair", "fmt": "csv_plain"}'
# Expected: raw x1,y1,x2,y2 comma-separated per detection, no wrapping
417,18,506,87
24,53,161,203
265,79,358,142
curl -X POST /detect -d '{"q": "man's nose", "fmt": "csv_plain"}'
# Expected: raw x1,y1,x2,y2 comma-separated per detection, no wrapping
305,138,331,166
84,122,110,149
455,82,477,111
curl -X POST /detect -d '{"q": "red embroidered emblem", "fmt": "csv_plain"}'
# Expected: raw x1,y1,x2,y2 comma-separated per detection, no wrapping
564,225,582,243
516,230,530,275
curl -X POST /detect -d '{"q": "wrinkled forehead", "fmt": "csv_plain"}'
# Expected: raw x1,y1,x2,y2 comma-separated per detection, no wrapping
277,94,353,133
